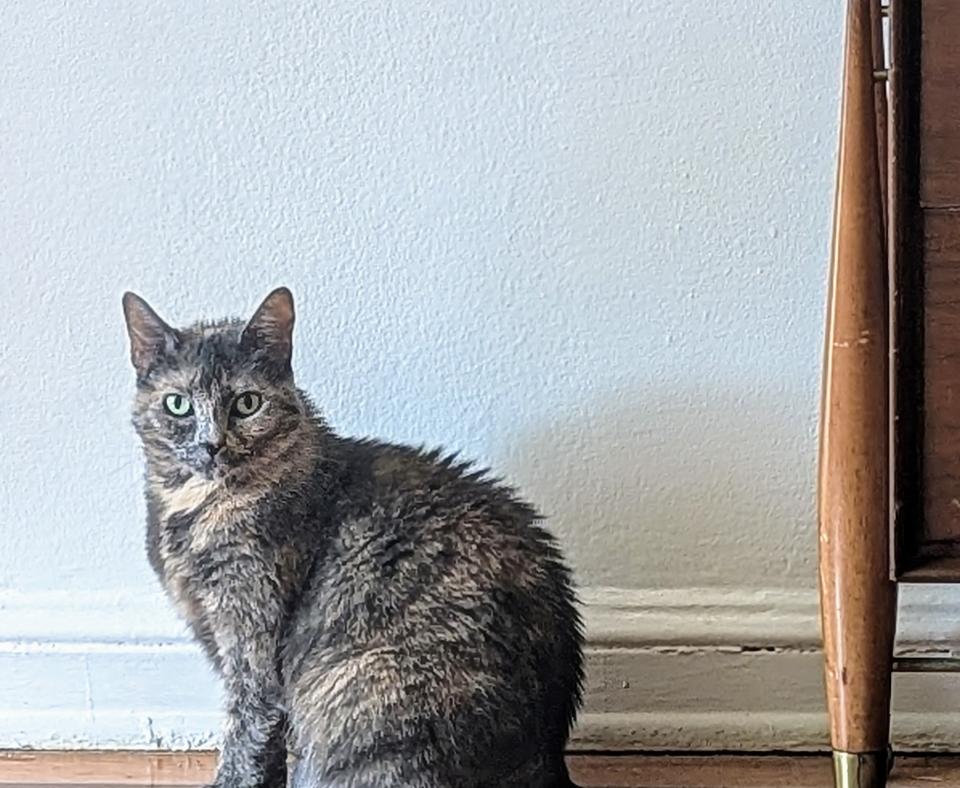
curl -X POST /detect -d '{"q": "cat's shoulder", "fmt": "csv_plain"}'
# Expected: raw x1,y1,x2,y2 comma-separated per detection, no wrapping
332,436,537,524
338,437,489,490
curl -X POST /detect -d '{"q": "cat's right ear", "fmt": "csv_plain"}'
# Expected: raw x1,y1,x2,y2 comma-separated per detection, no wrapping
241,287,295,372
122,292,179,379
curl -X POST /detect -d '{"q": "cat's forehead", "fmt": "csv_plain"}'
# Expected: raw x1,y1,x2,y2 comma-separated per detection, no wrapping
146,319,259,392
179,319,243,362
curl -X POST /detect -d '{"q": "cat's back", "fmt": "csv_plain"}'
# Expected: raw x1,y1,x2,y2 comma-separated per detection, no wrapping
326,438,560,588
283,438,583,786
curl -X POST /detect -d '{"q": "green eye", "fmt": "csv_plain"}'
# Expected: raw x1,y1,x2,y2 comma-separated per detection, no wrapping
163,393,193,417
232,391,262,418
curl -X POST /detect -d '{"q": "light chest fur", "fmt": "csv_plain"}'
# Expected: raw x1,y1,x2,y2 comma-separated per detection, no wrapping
151,475,269,651
157,475,262,551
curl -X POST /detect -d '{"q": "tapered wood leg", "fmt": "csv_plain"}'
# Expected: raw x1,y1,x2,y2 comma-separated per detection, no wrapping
818,2,897,786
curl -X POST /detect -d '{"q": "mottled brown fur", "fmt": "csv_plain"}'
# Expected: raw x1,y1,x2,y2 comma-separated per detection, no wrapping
124,288,583,788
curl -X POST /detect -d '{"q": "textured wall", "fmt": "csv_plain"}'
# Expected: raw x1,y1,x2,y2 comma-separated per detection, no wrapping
0,0,841,599
0,0,852,752
0,0,841,604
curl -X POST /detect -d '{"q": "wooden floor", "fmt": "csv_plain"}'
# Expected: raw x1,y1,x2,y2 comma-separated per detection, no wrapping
5,751,960,787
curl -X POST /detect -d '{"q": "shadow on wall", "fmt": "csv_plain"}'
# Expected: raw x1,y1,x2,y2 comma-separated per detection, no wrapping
501,384,817,591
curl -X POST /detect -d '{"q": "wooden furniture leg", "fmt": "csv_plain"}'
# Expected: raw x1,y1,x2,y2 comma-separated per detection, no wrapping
818,1,898,786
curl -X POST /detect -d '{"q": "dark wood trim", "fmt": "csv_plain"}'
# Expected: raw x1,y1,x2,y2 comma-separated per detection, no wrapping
897,550,960,582
889,0,926,579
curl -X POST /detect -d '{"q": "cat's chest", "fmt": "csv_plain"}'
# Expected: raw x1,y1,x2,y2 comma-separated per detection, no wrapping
153,480,266,592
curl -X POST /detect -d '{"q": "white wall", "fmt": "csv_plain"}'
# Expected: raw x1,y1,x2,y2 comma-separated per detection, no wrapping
0,0,837,595
4,0,918,752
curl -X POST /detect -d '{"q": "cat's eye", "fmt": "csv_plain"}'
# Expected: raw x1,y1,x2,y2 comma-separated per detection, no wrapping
163,393,193,418
232,391,263,418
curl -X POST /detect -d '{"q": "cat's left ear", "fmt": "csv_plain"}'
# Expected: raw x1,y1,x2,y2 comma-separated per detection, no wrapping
241,287,295,372
122,292,180,379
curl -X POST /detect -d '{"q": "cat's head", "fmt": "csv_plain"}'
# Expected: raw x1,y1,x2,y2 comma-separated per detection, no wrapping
122,288,317,488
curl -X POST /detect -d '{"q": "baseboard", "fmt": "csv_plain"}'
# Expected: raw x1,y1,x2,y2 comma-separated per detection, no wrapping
579,584,960,650
4,585,960,751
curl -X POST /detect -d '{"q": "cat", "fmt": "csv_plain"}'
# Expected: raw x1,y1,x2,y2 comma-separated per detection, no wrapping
123,287,584,788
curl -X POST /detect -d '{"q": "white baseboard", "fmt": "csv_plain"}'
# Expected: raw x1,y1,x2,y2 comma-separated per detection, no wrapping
4,585,960,751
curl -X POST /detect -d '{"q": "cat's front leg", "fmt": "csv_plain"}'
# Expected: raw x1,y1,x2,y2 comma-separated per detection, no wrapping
207,640,287,788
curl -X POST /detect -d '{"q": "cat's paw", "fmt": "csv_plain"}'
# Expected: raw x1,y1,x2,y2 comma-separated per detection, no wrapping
202,777,281,788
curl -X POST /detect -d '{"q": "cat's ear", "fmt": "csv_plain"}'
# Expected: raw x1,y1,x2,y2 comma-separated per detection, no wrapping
241,287,295,371
122,292,180,378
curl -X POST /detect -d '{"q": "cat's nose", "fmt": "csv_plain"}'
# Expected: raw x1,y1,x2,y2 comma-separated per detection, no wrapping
202,442,221,459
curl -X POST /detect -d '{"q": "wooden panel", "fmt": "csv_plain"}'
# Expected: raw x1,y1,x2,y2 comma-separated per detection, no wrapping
899,552,960,582
924,210,960,542
8,752,960,788
570,755,960,788
889,0,925,575
920,0,960,206
0,751,215,785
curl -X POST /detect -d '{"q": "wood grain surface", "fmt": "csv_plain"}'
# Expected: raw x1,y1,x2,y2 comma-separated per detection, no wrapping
6,751,960,787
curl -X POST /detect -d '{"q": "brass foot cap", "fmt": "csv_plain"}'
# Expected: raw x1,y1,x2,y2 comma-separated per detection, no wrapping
832,750,892,788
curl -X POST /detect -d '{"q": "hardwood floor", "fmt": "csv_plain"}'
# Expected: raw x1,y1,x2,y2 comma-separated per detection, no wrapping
4,751,960,787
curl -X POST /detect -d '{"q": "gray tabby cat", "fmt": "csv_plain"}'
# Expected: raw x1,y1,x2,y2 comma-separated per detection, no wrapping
122,288,584,788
